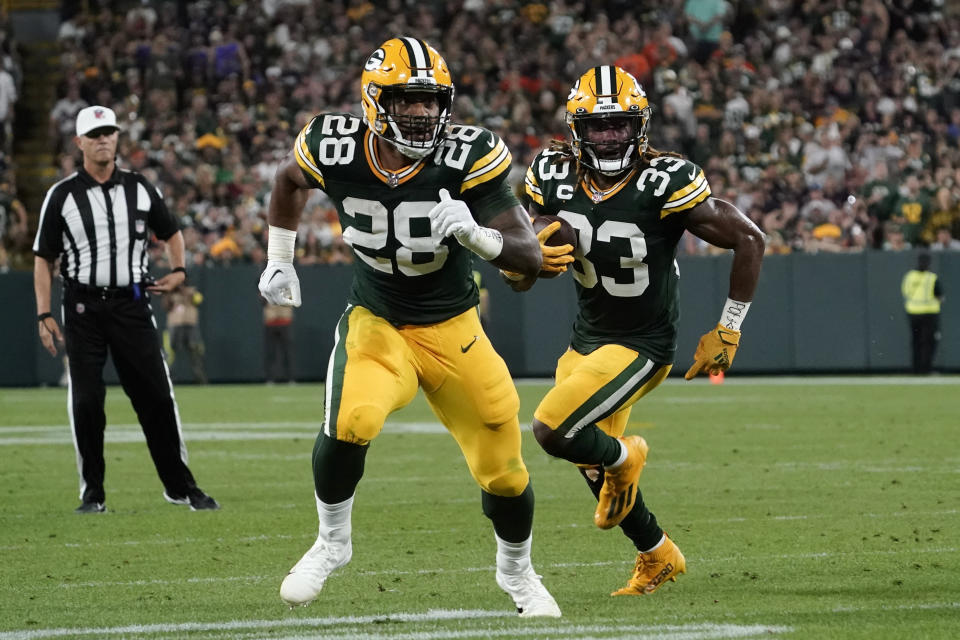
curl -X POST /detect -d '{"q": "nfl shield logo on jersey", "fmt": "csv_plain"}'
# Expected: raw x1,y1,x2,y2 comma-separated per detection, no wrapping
76,303,85,314
136,220,145,234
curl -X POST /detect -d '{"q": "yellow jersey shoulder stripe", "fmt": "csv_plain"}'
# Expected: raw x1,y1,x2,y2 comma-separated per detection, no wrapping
524,175,544,206
461,142,511,193
294,124,324,188
665,171,706,204
525,166,540,189
660,179,710,218
466,139,507,177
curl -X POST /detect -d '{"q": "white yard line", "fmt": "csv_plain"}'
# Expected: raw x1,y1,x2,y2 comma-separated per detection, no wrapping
0,612,794,640
0,422,452,445
262,623,794,640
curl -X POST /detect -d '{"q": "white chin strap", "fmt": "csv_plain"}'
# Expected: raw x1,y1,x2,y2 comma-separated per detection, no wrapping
392,140,434,159
588,143,636,175
386,118,441,160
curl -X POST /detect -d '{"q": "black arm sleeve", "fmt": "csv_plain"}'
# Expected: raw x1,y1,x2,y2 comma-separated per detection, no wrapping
32,185,67,260
141,175,179,240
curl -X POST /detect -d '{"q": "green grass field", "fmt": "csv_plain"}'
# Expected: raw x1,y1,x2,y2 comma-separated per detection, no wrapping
1,378,958,639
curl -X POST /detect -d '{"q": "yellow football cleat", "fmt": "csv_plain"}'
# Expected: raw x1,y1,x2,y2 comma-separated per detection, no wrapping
612,534,686,596
594,436,648,529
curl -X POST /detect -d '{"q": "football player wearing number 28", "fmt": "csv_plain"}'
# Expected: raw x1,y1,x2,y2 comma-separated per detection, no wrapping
258,37,560,617
506,66,764,596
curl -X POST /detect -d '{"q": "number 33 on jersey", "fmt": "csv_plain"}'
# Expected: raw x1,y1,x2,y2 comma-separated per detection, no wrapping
293,112,516,325
524,150,711,362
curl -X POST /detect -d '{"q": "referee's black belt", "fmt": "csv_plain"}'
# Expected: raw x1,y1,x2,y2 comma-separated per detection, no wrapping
64,279,135,299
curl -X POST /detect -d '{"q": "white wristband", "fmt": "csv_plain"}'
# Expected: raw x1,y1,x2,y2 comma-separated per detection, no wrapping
267,225,298,263
462,226,503,261
720,298,750,331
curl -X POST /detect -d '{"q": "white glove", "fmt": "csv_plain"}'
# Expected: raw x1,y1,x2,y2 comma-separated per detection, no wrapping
428,188,503,260
258,260,302,307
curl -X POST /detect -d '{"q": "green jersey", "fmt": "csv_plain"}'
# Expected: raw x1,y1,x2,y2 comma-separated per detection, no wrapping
293,113,517,325
524,151,711,362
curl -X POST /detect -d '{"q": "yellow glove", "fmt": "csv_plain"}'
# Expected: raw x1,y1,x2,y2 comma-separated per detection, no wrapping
501,220,575,280
684,323,741,380
536,220,575,275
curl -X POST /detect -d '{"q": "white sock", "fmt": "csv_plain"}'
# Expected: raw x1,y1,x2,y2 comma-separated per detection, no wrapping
642,534,666,553
606,440,629,469
316,493,353,543
495,533,533,575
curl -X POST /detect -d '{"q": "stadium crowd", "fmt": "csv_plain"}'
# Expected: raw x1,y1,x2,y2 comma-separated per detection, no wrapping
0,8,23,273
18,0,960,270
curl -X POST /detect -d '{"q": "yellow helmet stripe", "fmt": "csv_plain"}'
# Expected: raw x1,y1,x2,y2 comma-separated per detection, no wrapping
294,126,324,188
400,36,432,79
595,65,618,105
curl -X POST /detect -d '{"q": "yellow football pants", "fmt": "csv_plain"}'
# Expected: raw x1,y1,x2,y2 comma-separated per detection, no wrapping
534,344,671,438
323,305,528,497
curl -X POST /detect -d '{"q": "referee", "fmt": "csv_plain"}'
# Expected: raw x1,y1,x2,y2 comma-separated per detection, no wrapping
33,105,219,514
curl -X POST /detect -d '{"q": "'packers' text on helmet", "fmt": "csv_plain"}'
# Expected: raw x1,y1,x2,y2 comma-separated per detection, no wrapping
360,37,454,160
565,66,651,175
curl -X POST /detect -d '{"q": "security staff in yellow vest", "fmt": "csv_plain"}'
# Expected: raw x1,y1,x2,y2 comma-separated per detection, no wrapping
901,252,944,374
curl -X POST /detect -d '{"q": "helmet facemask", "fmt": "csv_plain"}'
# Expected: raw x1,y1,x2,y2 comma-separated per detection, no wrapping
366,83,453,160
569,110,650,175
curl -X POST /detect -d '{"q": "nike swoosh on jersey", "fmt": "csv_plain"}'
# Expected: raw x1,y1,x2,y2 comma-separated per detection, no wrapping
688,167,697,180
460,335,479,353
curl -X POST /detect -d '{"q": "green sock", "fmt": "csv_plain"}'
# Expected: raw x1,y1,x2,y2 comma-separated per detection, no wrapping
312,432,367,503
558,424,623,467
577,467,662,550
482,483,534,543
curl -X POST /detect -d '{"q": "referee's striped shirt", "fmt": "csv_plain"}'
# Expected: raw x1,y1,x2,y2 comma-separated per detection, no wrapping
33,166,179,287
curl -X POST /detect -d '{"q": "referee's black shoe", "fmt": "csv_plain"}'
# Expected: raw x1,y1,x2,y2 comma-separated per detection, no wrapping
75,501,106,514
163,489,221,511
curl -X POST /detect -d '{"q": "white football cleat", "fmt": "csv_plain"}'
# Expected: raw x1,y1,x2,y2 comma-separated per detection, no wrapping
279,538,352,606
496,567,562,617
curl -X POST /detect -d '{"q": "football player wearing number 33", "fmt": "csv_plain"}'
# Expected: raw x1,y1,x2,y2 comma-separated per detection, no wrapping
506,66,764,596
258,37,560,617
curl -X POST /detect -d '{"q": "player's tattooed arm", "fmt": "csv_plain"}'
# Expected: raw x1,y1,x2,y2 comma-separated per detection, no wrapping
268,153,311,231
683,197,765,303
485,203,542,278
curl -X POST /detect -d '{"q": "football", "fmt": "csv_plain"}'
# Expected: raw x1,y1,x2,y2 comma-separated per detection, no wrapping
532,214,577,279
532,215,577,250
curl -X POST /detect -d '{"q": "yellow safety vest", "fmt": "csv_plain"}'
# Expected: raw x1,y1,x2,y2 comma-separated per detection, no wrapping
902,270,940,314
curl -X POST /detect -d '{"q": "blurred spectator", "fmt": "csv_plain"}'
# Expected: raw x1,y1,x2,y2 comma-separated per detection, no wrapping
49,83,87,153
923,187,960,245
929,227,960,251
882,223,910,251
0,58,16,153
685,0,728,64
263,302,294,384
0,178,26,272
891,173,932,246
164,284,208,384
